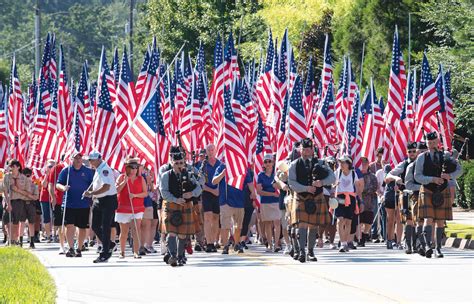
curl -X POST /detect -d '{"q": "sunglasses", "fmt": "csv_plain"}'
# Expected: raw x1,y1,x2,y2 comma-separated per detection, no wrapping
25,175,31,178
174,161,184,165
408,150,416,154
127,164,139,169
264,160,273,164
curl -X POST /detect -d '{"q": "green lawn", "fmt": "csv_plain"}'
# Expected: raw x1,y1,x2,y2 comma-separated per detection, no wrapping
0,247,56,304
445,223,474,239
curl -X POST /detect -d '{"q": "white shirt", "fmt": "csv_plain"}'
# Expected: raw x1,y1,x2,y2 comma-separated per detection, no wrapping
92,161,118,198
375,168,385,195
335,169,359,193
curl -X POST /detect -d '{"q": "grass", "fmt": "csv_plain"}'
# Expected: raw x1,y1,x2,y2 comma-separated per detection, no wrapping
0,247,56,304
445,223,474,239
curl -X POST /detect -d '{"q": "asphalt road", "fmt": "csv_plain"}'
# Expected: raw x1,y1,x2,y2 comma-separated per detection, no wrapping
27,239,474,304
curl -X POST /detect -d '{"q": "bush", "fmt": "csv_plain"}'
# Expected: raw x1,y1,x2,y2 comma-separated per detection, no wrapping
456,160,474,209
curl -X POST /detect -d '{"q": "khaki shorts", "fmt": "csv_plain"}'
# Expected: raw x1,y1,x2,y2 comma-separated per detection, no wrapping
143,207,154,220
220,205,244,230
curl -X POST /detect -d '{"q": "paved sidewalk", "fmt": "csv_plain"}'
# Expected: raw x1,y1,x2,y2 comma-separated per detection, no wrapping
26,240,474,303
452,208,474,226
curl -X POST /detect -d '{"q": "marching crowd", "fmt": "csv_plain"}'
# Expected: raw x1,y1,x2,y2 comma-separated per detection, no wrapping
0,131,463,266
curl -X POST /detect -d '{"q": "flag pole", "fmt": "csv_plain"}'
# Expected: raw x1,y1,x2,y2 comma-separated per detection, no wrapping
359,42,365,88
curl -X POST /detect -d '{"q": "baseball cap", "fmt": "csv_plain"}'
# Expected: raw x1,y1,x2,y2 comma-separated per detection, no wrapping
87,150,102,160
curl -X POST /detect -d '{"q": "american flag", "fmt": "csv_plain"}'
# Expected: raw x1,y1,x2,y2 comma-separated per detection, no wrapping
347,91,362,168
360,79,378,162
33,72,49,137
256,30,274,124
335,57,346,142
435,65,452,149
253,112,271,206
443,70,455,142
115,46,136,138
276,92,289,164
179,76,197,153
288,76,307,145
25,78,36,135
374,96,385,151
49,34,58,84
223,86,247,190
111,47,120,86
405,70,416,141
303,56,316,126
174,59,188,129
415,53,439,141
321,34,333,100
93,70,124,171
0,85,7,167
313,78,336,149
224,32,239,87
209,35,225,140
39,34,52,114
57,45,72,133
8,56,26,165
135,47,150,102
138,43,160,118
392,90,411,166
386,26,406,124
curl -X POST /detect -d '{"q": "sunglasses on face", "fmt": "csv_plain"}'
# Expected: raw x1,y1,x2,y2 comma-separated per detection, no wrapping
174,161,184,165
127,164,139,169
264,160,273,164
408,150,417,154
25,175,31,178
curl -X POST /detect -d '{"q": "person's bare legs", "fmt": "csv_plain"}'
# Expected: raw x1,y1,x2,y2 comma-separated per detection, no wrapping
119,223,129,254
273,219,281,249
141,219,151,249
204,212,215,245
386,208,395,242
131,219,142,254
65,225,76,248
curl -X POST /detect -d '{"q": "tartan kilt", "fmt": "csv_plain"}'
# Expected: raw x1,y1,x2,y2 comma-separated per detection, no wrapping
162,200,195,235
418,186,453,221
398,192,414,223
290,192,331,226
193,204,202,234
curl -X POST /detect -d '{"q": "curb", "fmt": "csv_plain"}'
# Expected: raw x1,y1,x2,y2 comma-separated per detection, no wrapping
442,237,474,250
32,251,69,303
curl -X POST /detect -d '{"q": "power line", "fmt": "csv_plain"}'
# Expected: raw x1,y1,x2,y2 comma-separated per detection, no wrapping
0,41,35,59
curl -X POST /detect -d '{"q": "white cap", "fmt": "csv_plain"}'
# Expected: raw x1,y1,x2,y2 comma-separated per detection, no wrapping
87,150,102,160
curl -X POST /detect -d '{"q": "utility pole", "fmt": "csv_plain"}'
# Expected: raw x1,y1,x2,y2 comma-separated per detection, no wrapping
408,13,412,71
129,0,134,77
35,0,41,78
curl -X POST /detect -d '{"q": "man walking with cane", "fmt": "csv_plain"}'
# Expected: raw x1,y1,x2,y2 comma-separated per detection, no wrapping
83,151,118,263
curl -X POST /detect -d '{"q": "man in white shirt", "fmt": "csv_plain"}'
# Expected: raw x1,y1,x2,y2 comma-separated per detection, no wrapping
83,151,118,263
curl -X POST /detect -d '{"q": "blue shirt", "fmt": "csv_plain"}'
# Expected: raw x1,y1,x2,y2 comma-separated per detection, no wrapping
257,172,278,204
214,164,252,208
196,159,221,189
57,165,94,209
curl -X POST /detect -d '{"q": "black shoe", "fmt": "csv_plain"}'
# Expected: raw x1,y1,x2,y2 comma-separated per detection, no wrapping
289,248,295,257
138,247,147,256
298,251,306,263
3,235,6,243
233,244,240,252
405,247,413,254
238,244,244,254
222,246,229,255
177,257,185,266
215,243,221,249
374,239,381,243
435,248,444,258
241,241,248,250
425,247,433,258
96,245,102,254
307,250,317,262
418,247,426,257
205,244,213,253
75,249,82,257
81,245,88,252
348,242,357,250
89,240,95,247
109,242,117,254
163,253,171,264
66,248,76,257
93,255,109,263
339,247,346,253
386,241,393,250
169,256,178,267
211,244,217,252
194,244,202,252
29,242,35,249
293,251,300,260
274,246,281,253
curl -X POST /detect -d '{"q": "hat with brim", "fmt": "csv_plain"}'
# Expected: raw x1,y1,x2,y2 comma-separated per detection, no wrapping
263,153,274,161
125,158,140,165
426,131,438,141
301,138,313,148
338,154,352,164
86,151,101,160
72,151,83,158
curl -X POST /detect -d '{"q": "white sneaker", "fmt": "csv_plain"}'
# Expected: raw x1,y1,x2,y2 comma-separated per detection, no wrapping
160,241,167,255
329,243,337,250
58,247,66,255
283,245,290,255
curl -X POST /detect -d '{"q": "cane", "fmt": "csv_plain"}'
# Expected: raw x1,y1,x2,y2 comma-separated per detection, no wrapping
126,178,142,252
5,179,13,246
60,165,71,245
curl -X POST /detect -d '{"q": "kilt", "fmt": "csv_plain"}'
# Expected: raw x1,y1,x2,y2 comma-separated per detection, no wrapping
290,192,331,226
418,186,453,221
192,204,202,234
162,200,195,235
398,192,415,223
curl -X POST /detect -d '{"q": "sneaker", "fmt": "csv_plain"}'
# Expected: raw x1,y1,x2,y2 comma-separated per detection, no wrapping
88,240,96,247
241,241,248,250
386,241,393,250
93,256,109,263
185,244,193,255
146,246,157,254
96,245,102,254
109,242,117,253
283,246,290,255
138,247,147,256
293,251,300,260
222,246,229,255
205,244,213,253
425,247,433,258
215,243,221,249
237,244,244,254
211,244,217,253
289,247,295,257
54,235,60,243
81,245,88,252
274,246,281,253
435,248,444,258
47,236,53,244
29,242,35,249
298,251,306,263
59,247,66,255
169,256,178,267
194,244,202,252
133,252,142,259
119,252,125,259
329,243,337,250
163,253,171,264
374,238,381,243
405,247,413,254
418,247,426,257
339,247,346,253
307,250,317,262
66,248,76,257
348,242,357,250
177,257,185,266
75,249,82,257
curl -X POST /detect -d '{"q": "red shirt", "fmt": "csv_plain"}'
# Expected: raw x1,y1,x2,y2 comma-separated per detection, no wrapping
48,164,65,205
117,175,145,214
39,176,50,202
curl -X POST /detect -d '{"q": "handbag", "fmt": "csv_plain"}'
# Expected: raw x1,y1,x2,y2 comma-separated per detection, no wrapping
169,210,183,227
304,199,317,215
432,189,444,208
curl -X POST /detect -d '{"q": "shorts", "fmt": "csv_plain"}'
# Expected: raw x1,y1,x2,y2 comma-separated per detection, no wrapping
35,201,42,215
2,211,10,224
64,207,90,229
115,212,144,223
40,201,52,224
384,197,398,209
220,205,244,230
360,211,374,224
260,203,281,222
335,195,356,220
11,200,36,224
53,205,63,226
143,206,154,220
202,191,220,214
